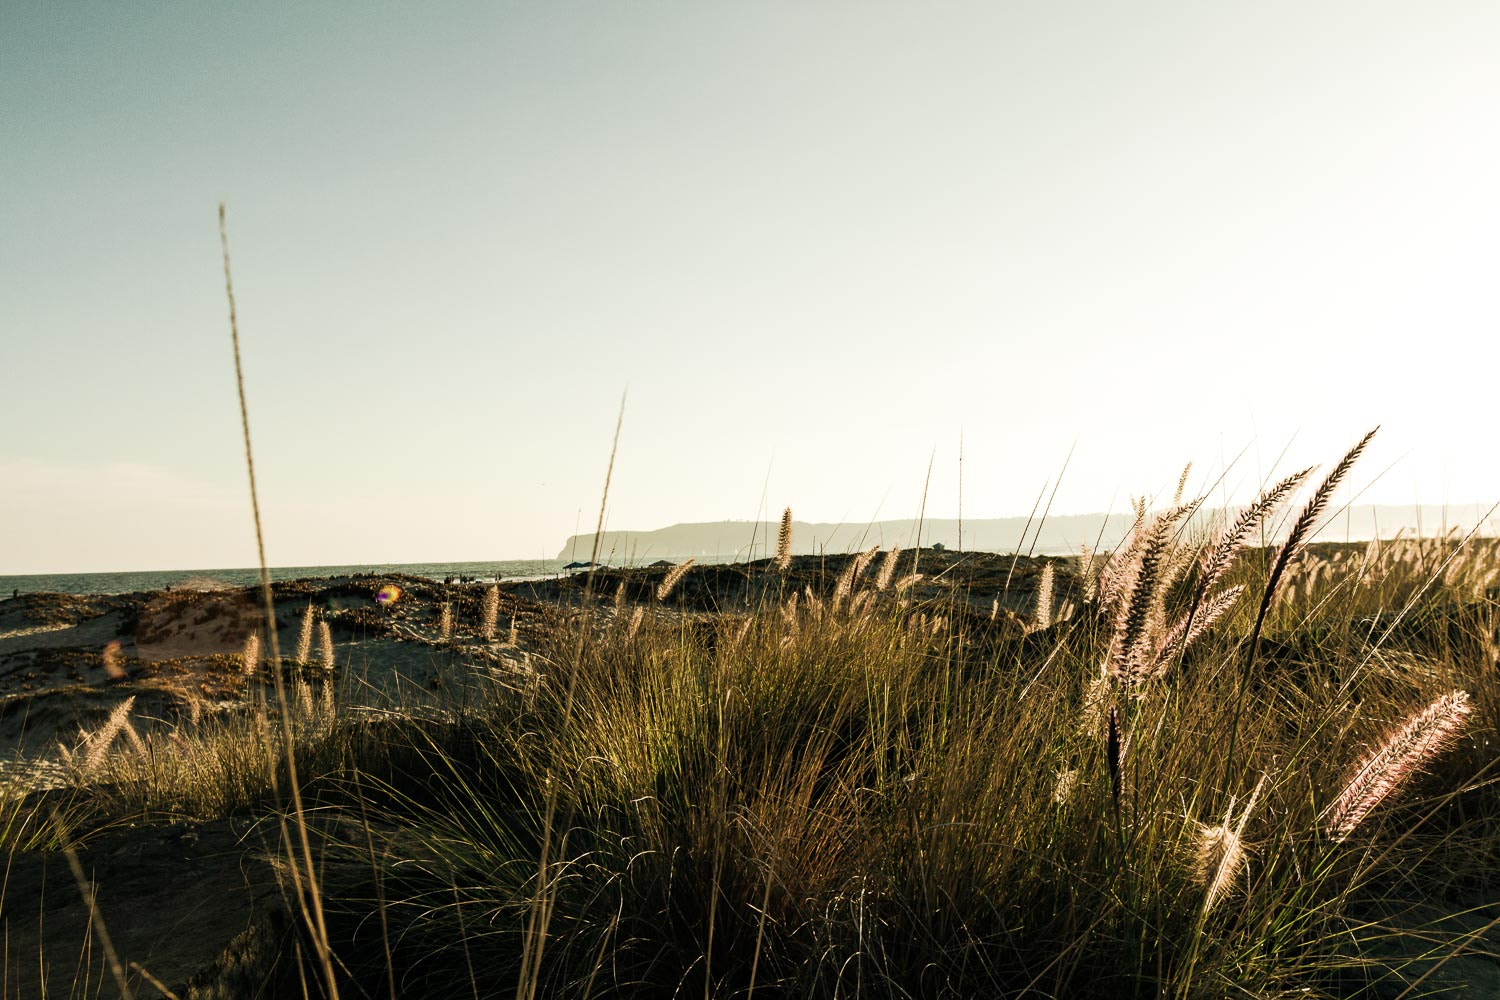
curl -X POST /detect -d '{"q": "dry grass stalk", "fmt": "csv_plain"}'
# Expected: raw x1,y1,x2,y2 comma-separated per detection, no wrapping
122,718,149,761
296,602,316,666
1078,545,1098,602
894,573,923,594
806,586,824,623
220,206,339,999
1237,429,1379,704
242,632,260,677
1053,768,1079,805
297,678,316,722
656,559,695,601
1196,774,1267,913
319,620,335,670
54,813,135,1000
875,546,901,591
481,584,500,640
1325,689,1473,842
625,606,645,642
1098,502,1151,611
1033,562,1055,631
774,507,793,571
1268,429,1379,602
82,696,138,775
439,603,453,642
1106,706,1124,812
831,557,861,614
1172,462,1192,506
1150,585,1245,676
1106,506,1189,683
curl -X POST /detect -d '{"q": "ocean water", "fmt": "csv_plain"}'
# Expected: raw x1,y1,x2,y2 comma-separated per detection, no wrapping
0,560,576,597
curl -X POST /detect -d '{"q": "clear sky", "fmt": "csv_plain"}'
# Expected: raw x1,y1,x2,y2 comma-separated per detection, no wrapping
4,2,1500,573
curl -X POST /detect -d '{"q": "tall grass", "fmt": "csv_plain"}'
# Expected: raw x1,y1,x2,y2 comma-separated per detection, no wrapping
10,433,1500,997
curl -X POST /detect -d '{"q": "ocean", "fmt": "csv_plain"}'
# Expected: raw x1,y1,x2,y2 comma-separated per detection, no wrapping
0,559,576,597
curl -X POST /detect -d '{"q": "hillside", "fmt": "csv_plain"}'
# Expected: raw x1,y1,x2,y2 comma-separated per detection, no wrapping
558,503,1498,562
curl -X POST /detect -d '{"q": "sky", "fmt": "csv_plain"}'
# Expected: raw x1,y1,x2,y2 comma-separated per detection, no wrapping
4,2,1500,573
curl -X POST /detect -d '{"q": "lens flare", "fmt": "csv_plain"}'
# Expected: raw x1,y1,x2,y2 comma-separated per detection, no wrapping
103,639,126,679
376,584,403,605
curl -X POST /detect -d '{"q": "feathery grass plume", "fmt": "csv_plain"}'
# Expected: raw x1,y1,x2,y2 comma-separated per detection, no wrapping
625,606,645,642
507,617,518,646
1197,469,1311,599
655,558,694,601
122,718,149,761
894,572,923,594
1052,768,1079,805
853,543,880,580
831,556,861,613
1151,585,1245,675
1033,562,1055,631
774,507,793,570
1325,689,1474,843
82,696,138,775
805,585,824,623
318,620,335,670
1077,666,1112,738
1078,545,1098,602
1196,774,1266,914
1106,506,1187,683
438,603,453,642
481,584,500,640
241,632,260,677
295,677,314,720
1172,461,1192,506
875,546,901,591
1098,499,1150,609
612,581,626,616
1140,502,1207,652
1260,428,1378,621
296,602,316,666
1106,706,1124,814
990,596,999,621
781,590,800,627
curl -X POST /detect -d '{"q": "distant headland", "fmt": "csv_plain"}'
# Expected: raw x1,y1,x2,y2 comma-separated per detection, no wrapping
558,504,1499,563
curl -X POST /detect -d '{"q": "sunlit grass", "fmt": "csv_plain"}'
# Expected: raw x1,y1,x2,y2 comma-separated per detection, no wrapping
10,436,1500,997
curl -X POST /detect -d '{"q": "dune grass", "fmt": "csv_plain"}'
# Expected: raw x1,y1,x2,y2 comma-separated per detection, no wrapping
12,439,1500,997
